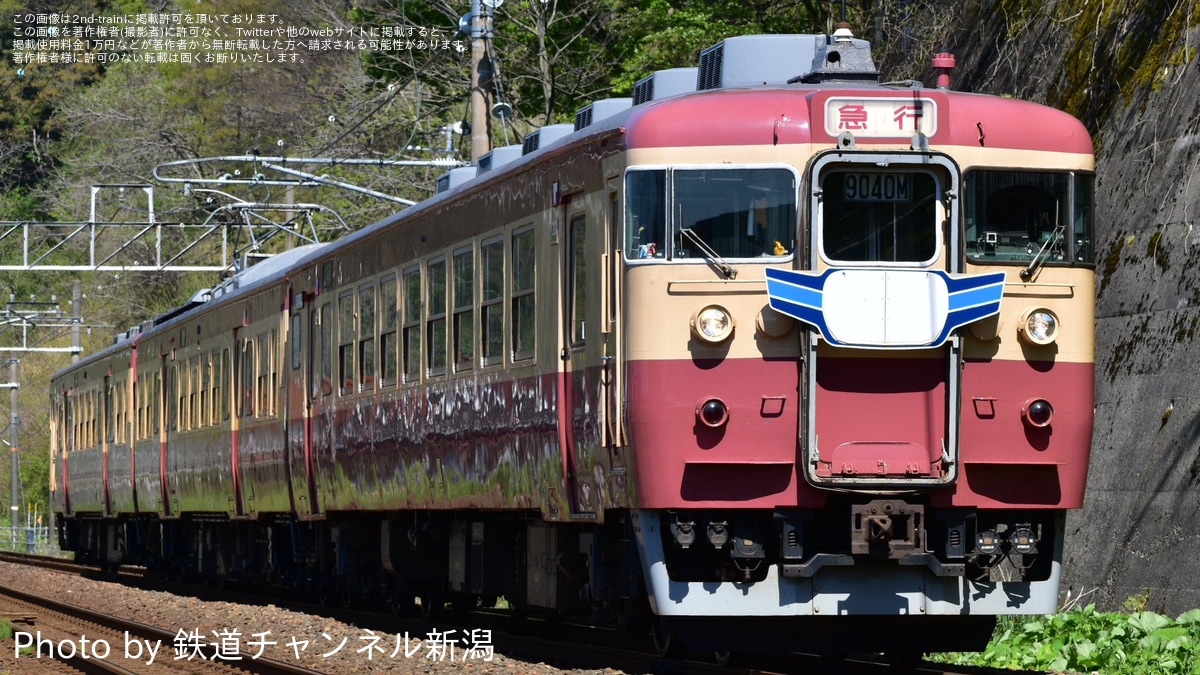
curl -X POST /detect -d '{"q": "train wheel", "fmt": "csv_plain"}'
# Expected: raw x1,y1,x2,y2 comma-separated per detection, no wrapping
390,593,413,616
650,618,680,658
417,589,443,621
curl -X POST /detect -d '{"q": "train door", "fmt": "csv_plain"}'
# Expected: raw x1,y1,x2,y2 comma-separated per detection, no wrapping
557,196,601,516
286,287,323,518
800,151,966,488
160,354,176,516
230,328,248,517
290,294,330,518
602,185,626,459
59,390,73,516
102,375,113,516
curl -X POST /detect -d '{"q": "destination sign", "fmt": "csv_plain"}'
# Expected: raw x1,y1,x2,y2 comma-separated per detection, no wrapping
842,173,914,202
825,97,938,138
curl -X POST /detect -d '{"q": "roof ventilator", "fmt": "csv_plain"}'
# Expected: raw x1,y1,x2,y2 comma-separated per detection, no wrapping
633,67,699,105
697,35,820,90
521,124,575,155
573,98,632,131
436,165,479,193
476,144,524,175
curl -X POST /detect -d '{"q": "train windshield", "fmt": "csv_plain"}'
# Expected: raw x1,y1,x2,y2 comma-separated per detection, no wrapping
625,167,797,261
819,170,940,264
964,170,1095,264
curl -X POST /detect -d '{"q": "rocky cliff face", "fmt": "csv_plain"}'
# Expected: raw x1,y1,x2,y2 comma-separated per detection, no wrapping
913,0,1200,613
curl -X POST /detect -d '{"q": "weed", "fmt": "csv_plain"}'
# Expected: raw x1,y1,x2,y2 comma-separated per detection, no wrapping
933,597,1200,675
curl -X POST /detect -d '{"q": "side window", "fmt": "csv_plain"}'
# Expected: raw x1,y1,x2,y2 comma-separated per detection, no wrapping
257,333,270,416
319,303,332,394
359,284,376,390
168,364,178,431
133,381,141,440
481,237,504,366
339,291,355,393
380,275,398,384
191,357,200,429
453,247,474,371
512,228,536,361
569,215,587,344
427,257,447,375
290,312,302,371
270,330,279,415
240,339,255,418
402,267,421,382
153,371,161,433
105,380,114,443
201,352,212,426
217,349,227,422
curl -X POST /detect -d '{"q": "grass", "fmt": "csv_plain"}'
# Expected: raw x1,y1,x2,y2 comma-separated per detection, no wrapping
932,594,1200,675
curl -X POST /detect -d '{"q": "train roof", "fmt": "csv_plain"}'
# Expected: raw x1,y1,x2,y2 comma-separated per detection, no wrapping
623,86,1094,155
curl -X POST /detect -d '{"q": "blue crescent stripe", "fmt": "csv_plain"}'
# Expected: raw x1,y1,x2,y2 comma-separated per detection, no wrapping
765,267,1007,349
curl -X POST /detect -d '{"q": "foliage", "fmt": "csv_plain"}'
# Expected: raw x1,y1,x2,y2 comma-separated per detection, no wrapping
934,604,1200,675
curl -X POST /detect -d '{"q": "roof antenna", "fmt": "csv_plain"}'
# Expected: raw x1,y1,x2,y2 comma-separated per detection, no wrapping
833,0,854,42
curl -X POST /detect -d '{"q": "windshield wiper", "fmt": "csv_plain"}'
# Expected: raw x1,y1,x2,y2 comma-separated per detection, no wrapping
680,227,737,279
1020,203,1065,280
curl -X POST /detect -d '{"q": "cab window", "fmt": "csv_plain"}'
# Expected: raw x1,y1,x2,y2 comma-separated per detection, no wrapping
625,167,796,261
965,170,1095,264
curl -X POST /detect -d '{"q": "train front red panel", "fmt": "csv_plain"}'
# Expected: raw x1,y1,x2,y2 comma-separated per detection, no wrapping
627,353,1091,510
949,357,1094,509
626,356,818,509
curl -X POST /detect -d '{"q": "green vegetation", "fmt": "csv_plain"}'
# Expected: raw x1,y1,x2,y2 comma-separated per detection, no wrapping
935,599,1200,675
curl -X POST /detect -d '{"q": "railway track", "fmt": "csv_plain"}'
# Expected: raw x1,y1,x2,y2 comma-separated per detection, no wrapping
0,581,324,674
0,551,1043,675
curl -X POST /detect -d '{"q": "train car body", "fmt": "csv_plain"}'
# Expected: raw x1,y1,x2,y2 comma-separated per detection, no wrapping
50,31,1094,656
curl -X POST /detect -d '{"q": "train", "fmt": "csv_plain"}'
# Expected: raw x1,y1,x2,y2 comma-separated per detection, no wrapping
49,28,1095,659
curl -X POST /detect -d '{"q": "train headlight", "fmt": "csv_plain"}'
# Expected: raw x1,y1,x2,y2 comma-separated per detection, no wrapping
1018,307,1059,345
691,305,734,344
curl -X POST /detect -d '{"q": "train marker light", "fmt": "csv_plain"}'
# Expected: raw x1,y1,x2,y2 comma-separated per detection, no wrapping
697,398,729,428
976,530,1000,555
1022,399,1054,428
691,305,734,344
1018,307,1059,345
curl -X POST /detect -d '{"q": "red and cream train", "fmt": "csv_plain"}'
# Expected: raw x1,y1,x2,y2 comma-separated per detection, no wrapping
50,31,1095,656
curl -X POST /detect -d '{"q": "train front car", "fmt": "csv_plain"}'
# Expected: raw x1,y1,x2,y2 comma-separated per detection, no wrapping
620,35,1095,655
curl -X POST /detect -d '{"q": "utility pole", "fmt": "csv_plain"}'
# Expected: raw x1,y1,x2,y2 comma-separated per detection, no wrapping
470,0,492,161
9,359,18,538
